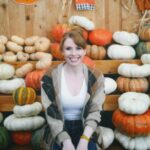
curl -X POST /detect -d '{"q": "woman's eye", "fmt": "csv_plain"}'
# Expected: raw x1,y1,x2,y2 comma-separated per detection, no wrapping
66,47,72,50
76,47,82,50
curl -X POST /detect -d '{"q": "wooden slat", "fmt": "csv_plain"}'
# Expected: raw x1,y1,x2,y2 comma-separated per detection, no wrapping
0,95,119,112
4,59,142,74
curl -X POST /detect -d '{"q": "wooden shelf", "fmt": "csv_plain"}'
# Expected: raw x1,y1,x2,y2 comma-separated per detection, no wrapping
5,59,142,74
0,59,144,112
0,95,119,112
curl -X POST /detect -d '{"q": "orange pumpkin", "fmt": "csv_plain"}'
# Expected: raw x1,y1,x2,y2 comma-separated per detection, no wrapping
49,43,64,60
117,76,149,93
51,24,88,42
86,45,106,60
25,69,46,90
82,56,95,68
88,28,113,46
11,131,32,145
112,109,150,137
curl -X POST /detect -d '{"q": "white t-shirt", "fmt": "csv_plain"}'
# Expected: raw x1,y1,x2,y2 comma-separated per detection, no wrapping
61,68,87,120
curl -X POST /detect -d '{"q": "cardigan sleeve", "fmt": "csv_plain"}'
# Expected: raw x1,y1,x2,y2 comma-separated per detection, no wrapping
41,75,71,145
83,70,105,131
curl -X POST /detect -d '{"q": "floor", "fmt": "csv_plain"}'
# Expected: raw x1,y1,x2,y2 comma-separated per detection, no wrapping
8,141,125,150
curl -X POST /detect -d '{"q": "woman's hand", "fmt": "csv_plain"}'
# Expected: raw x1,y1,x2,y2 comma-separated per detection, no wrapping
62,139,75,150
76,139,88,150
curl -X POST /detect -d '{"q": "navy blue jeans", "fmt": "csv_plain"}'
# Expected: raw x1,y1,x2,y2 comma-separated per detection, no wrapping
52,120,97,150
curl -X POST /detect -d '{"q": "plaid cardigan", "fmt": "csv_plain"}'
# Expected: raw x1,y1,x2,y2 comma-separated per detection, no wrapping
41,63,105,149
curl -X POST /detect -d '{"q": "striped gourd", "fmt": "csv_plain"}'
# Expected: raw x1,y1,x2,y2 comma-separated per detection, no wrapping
13,87,36,105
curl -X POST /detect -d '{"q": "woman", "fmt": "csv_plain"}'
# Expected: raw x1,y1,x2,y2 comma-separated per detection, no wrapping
41,29,105,150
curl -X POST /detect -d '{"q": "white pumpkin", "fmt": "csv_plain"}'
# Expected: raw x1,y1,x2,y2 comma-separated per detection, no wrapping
0,78,25,94
107,44,136,59
113,31,139,46
96,126,114,149
118,92,150,115
141,54,150,64
118,63,150,77
4,114,45,131
69,16,95,31
0,63,15,79
104,77,117,94
0,112,3,123
115,130,150,150
13,102,43,117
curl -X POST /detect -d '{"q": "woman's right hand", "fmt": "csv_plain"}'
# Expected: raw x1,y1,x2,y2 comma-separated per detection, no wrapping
62,139,75,150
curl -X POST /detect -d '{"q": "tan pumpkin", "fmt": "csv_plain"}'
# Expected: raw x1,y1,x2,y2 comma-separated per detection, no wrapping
86,45,106,60
139,25,150,41
116,76,149,93
112,109,150,137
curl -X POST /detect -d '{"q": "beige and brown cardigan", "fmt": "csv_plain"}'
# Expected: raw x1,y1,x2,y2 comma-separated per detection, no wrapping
41,63,106,149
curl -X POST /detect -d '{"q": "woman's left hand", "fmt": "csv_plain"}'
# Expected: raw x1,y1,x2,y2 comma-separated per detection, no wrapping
76,139,88,150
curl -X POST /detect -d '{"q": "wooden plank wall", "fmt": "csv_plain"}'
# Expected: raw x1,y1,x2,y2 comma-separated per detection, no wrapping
0,0,141,38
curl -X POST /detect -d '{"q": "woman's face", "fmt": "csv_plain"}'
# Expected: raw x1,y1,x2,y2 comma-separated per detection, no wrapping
62,38,86,67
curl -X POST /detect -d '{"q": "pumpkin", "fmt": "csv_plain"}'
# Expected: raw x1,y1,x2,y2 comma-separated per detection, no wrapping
88,28,113,46
11,35,24,46
0,63,15,80
96,126,114,149
104,77,117,94
13,87,36,105
82,56,95,68
51,24,74,42
2,51,17,62
15,63,34,78
0,78,25,94
31,127,45,150
0,43,5,54
135,41,150,58
115,130,150,150
139,24,150,41
25,69,46,90
118,92,150,115
13,102,42,117
0,35,8,44
0,126,11,150
11,131,32,145
107,44,136,60
35,37,51,52
6,41,23,53
86,45,106,60
17,51,29,61
51,24,88,42
49,43,64,60
4,114,45,131
113,31,139,46
141,54,150,64
69,15,95,31
116,76,149,93
25,36,39,46
30,52,52,70
118,63,150,78
112,109,150,137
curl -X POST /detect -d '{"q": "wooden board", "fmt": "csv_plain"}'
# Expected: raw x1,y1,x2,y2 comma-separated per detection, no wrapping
0,95,119,112
0,0,141,37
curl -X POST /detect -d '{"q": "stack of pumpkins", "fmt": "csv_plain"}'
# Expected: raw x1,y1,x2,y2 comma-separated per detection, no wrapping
3,87,45,146
112,54,150,149
107,31,139,60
